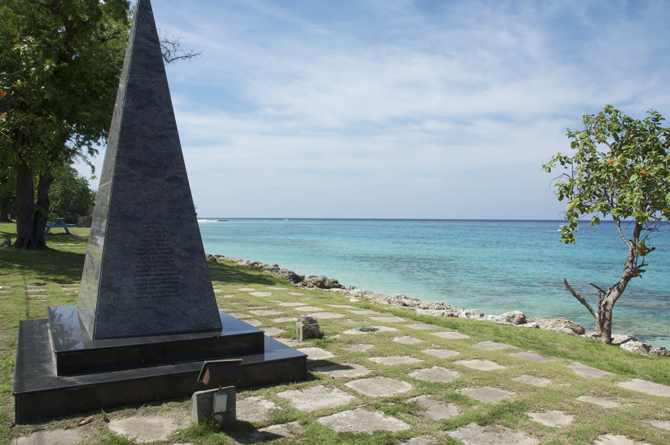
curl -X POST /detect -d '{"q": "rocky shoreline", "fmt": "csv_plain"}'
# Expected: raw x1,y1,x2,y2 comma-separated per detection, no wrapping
207,254,669,357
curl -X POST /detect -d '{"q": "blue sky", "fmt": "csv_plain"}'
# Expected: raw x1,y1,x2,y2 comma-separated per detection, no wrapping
78,0,670,219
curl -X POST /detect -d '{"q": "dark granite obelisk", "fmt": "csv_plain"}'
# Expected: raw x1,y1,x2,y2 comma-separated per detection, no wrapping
12,0,306,423
77,0,222,339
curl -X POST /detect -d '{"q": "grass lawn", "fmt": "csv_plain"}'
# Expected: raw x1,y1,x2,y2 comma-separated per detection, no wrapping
1,222,669,444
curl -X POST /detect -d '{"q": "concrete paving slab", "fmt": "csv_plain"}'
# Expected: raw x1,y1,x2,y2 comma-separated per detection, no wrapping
238,288,256,291
576,395,620,408
649,420,670,431
349,310,384,315
399,436,437,445
249,292,272,297
297,347,335,360
528,410,574,427
237,396,281,422
277,385,355,412
473,341,516,350
261,327,285,337
510,351,557,362
245,319,262,326
328,304,355,308
313,312,345,319
273,317,297,323
369,316,406,322
513,375,551,387
249,421,304,443
422,348,459,359
568,363,612,378
342,344,374,352
295,306,324,312
266,287,288,290
369,356,424,365
455,359,506,371
405,323,441,330
410,366,459,383
460,387,514,403
107,416,188,443
14,429,85,445
448,422,538,445
394,335,424,344
275,338,304,348
594,434,652,445
313,363,371,378
250,310,283,316
60,287,79,291
409,395,458,420
289,292,305,296
339,318,362,325
432,331,470,339
279,302,309,307
617,379,670,397
317,407,410,434
343,326,398,334
346,377,413,397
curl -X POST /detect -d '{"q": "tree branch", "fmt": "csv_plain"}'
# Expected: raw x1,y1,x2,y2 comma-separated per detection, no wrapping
564,279,598,319
615,219,631,248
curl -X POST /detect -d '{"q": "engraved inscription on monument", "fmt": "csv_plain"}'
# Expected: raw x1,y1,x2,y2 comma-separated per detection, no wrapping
133,222,179,298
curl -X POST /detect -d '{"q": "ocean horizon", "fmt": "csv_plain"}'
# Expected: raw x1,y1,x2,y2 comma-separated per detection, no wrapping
199,218,670,349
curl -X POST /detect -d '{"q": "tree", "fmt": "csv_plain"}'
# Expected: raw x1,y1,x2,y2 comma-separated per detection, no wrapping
0,0,131,249
49,165,95,224
543,104,670,344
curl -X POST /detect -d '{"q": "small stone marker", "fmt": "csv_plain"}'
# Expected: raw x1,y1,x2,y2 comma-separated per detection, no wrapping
296,315,320,340
236,396,280,422
410,366,459,383
369,356,423,365
448,422,538,445
460,386,514,403
191,386,236,426
108,416,188,444
393,335,424,344
513,375,551,387
346,377,412,397
312,363,371,378
342,344,374,352
594,434,652,445
473,341,516,350
576,395,620,408
454,359,506,371
510,350,556,362
296,347,334,361
617,379,670,397
568,363,612,378
528,410,574,427
14,429,85,445
432,331,470,339
409,395,458,420
422,348,459,359
317,407,410,434
277,385,355,412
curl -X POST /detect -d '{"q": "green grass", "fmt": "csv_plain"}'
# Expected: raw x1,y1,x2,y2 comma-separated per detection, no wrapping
1,222,669,444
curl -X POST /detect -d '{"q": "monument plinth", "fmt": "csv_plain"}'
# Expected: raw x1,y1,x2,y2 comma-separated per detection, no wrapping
13,0,306,424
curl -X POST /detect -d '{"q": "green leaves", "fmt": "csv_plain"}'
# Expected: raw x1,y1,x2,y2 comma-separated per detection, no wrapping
545,105,670,246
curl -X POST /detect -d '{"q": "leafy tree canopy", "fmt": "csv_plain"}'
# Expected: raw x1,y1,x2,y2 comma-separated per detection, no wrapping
49,164,95,224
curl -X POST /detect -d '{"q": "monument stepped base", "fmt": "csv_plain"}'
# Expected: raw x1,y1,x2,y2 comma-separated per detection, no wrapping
13,317,306,423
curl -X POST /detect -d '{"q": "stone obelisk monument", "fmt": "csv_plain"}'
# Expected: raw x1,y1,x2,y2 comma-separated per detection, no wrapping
77,0,221,339
12,0,306,424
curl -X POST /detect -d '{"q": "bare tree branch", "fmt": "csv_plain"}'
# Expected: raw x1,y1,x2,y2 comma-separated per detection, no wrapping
158,29,202,64
564,279,598,319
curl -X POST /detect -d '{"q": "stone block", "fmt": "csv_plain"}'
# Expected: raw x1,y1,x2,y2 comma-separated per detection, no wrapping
191,387,236,426
296,316,321,340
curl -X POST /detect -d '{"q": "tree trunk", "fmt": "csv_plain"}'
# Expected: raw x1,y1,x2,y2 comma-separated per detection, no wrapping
13,162,47,250
34,170,54,243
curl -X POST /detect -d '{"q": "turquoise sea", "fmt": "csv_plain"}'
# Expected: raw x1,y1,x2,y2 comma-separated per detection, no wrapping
199,219,670,348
